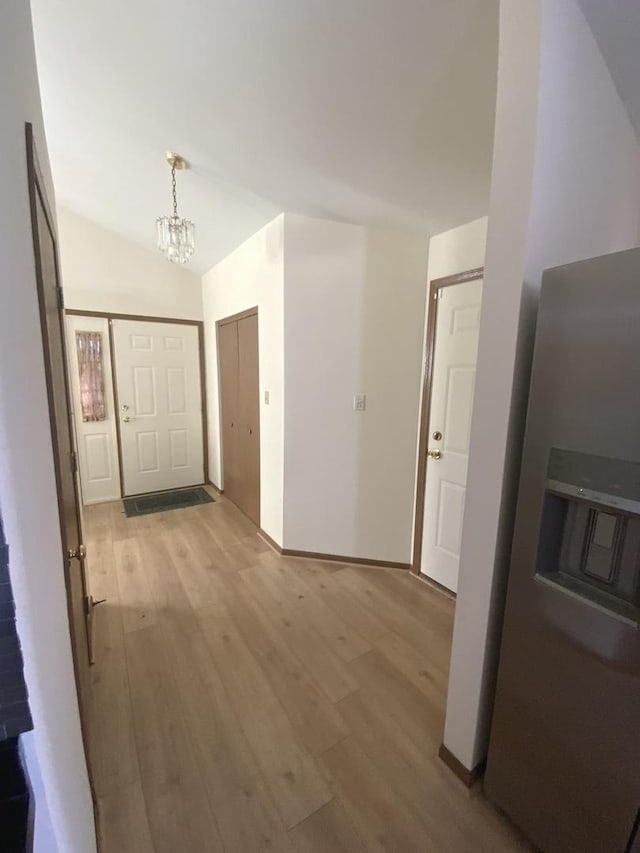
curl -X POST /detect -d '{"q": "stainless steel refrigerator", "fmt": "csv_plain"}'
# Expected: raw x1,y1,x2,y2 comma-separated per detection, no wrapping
485,248,640,852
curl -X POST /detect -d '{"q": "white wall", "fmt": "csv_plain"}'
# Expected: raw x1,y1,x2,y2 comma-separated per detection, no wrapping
0,3,95,852
20,733,59,853
202,212,428,560
426,216,488,282
58,207,203,320
283,214,428,563
444,0,640,772
202,215,285,544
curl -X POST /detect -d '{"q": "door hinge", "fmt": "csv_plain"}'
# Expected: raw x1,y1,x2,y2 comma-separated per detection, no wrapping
434,289,443,301
71,450,78,474
68,543,87,561
56,285,65,310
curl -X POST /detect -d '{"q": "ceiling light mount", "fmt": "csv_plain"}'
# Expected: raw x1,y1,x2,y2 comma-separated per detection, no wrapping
165,151,188,170
156,150,195,265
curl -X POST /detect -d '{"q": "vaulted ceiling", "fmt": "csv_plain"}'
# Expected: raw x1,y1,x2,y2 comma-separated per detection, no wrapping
31,0,499,274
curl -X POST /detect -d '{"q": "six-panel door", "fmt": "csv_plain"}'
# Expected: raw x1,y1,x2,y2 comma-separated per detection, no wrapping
420,278,483,592
112,320,204,496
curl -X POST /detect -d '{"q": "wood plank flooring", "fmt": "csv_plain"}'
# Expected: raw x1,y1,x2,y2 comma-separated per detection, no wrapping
84,489,530,853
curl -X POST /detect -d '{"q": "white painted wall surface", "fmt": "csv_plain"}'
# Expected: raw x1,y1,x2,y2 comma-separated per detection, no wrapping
0,4,95,852
58,207,203,320
426,217,488,282
201,215,285,544
283,214,428,562
444,0,640,772
20,733,59,853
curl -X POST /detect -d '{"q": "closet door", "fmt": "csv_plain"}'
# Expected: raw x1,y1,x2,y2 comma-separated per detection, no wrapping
237,313,260,524
218,320,240,508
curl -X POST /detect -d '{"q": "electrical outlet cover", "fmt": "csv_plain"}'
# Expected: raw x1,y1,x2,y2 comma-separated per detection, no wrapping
354,394,366,411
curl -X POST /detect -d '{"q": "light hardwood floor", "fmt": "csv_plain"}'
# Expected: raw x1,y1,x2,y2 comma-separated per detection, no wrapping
84,488,530,853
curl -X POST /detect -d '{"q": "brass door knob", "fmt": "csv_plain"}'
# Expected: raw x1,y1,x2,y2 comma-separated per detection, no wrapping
427,448,442,460
123,416,132,423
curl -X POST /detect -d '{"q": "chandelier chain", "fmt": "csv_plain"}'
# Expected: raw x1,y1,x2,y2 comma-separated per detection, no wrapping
157,152,194,265
171,165,178,218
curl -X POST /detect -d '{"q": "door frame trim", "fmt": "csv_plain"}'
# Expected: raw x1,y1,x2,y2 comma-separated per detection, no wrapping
216,306,258,328
25,124,98,831
411,267,484,576
65,309,209,496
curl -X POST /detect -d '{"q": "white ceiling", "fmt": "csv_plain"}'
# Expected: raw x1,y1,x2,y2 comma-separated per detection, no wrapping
577,0,640,140
31,0,498,274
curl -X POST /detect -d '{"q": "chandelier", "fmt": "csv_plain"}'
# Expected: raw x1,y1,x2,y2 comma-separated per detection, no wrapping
156,151,195,264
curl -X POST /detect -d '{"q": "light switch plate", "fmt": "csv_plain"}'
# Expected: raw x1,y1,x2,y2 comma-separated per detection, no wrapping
353,394,366,412
264,390,270,405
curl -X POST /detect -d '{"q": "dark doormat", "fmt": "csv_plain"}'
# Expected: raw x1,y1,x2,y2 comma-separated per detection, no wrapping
123,486,214,517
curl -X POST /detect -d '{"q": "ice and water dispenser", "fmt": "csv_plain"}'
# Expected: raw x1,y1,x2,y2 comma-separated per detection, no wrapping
537,448,640,623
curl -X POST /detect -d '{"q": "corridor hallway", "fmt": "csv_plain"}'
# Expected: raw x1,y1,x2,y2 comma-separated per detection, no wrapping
84,489,528,852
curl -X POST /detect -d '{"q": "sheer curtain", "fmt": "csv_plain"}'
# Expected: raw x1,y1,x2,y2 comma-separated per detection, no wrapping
75,331,106,421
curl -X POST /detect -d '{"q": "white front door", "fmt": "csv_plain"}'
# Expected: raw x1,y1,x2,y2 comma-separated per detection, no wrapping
420,278,483,592
112,319,204,496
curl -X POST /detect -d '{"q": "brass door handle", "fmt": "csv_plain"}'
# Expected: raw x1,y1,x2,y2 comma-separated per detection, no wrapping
85,594,106,615
123,416,132,423
427,448,442,460
68,544,87,560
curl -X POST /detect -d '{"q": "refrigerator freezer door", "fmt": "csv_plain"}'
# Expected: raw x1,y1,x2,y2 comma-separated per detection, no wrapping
485,248,640,853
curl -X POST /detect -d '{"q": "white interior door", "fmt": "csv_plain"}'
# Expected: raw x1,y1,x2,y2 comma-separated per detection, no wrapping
420,278,483,592
66,314,121,504
112,319,204,496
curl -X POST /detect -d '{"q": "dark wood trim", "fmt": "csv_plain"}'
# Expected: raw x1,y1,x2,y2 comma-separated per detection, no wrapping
198,324,209,484
258,528,283,554
430,267,484,289
255,529,410,569
25,123,99,836
65,308,201,326
282,548,410,570
25,124,82,684
409,569,456,601
438,743,485,787
68,309,209,493
216,306,259,328
216,307,261,523
411,267,484,575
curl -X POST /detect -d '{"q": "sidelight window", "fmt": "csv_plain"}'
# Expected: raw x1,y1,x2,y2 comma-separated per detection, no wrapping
75,331,106,421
